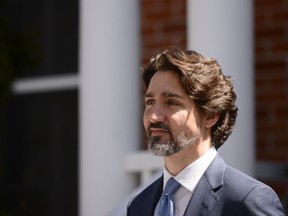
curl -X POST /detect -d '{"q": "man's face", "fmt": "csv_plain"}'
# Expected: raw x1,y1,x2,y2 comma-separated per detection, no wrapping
143,70,205,157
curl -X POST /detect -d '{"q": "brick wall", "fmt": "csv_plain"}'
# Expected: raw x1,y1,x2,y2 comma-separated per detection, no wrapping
141,0,187,64
255,0,288,161
255,0,288,208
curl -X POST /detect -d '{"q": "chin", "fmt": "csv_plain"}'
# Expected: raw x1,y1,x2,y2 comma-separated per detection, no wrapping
148,141,179,157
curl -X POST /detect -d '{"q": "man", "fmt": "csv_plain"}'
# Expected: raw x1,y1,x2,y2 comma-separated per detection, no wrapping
127,47,285,216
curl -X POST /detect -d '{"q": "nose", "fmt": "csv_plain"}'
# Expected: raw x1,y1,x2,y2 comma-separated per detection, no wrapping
148,104,165,123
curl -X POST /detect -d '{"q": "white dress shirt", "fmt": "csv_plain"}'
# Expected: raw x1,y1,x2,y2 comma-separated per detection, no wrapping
162,146,217,216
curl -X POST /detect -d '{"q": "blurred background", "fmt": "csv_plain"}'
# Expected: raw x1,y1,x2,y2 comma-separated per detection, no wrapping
0,0,287,215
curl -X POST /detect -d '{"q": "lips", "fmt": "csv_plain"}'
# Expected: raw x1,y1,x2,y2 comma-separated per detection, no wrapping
147,122,171,137
150,128,170,136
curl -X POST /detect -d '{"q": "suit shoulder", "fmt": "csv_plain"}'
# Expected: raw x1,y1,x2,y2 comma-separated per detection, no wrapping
219,166,285,215
224,166,285,215
127,177,162,216
225,166,262,187
224,166,278,200
223,165,268,195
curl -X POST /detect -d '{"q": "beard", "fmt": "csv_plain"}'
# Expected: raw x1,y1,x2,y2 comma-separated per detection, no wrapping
146,122,199,157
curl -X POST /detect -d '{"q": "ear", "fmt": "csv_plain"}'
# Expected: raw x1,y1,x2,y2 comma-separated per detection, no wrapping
204,114,219,128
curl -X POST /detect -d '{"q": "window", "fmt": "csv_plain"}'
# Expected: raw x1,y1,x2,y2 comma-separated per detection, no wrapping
0,0,79,215
1,91,78,215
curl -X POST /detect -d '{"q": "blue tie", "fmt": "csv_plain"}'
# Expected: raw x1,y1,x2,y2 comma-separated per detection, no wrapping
154,177,180,216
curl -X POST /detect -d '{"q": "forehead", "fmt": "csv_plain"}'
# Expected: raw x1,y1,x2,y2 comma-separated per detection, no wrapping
146,70,187,96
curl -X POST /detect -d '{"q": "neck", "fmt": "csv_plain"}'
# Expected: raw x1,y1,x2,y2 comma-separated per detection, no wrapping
164,140,212,176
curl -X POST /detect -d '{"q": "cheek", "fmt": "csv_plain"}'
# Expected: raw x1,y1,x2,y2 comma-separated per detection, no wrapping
143,110,149,127
170,111,201,135
184,115,204,134
170,110,190,126
183,121,197,133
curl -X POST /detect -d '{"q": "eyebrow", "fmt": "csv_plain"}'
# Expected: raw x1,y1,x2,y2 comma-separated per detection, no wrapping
145,92,183,98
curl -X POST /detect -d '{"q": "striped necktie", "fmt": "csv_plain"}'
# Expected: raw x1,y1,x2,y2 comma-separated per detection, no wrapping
154,177,180,216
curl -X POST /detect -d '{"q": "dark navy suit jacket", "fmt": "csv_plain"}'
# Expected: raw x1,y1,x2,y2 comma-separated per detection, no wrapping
127,154,285,216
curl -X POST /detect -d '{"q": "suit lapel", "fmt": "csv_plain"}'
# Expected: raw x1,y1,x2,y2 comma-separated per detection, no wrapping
148,176,163,216
184,154,226,216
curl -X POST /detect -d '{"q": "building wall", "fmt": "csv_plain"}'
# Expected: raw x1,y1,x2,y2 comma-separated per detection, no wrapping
255,0,288,206
255,0,288,161
141,0,187,64
141,0,288,208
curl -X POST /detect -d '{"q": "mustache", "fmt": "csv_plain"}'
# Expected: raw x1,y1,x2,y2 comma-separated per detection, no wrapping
147,122,171,135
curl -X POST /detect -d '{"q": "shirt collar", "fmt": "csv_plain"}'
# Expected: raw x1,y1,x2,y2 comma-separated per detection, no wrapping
163,146,218,192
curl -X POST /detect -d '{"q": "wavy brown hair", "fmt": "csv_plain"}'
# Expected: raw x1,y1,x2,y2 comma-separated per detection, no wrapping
142,47,238,149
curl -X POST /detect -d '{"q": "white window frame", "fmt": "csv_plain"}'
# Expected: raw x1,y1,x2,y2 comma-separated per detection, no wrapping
11,74,79,95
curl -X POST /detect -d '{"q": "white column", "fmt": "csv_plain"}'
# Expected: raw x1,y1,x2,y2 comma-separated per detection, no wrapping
187,0,254,176
79,0,140,215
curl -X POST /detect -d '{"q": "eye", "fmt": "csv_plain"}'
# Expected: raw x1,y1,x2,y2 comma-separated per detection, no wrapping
145,99,155,106
166,100,179,106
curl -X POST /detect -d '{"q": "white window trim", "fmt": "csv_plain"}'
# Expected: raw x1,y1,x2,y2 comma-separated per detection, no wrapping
11,74,79,94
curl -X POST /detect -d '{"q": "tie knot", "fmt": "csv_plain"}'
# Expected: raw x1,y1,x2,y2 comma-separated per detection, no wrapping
163,177,180,196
